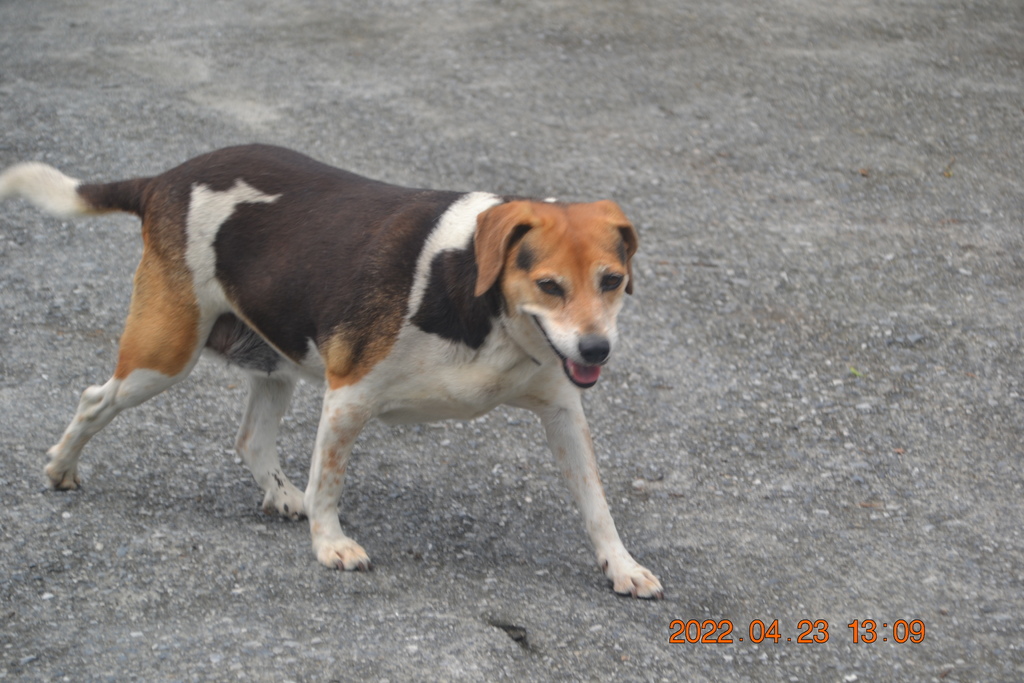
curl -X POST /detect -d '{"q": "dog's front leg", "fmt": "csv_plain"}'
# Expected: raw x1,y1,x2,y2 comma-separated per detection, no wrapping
522,390,663,599
304,385,373,571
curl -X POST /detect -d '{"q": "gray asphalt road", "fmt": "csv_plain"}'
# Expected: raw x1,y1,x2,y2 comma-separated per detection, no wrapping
1,1,1022,681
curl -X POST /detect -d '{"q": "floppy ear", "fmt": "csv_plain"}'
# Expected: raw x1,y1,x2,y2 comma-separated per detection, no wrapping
474,201,535,297
619,221,639,294
591,200,639,295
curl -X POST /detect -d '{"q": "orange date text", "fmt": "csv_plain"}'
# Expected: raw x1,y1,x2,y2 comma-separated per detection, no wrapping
669,619,926,644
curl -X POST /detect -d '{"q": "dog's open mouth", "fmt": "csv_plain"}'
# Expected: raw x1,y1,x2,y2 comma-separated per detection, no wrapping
533,316,602,389
563,358,601,388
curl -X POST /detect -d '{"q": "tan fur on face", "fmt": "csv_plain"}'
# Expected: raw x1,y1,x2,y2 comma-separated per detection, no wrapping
475,199,637,335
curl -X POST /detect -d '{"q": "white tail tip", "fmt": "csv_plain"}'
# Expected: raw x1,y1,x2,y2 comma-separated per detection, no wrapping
0,162,89,217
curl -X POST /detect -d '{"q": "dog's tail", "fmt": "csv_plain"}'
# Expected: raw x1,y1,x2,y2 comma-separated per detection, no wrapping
0,162,150,218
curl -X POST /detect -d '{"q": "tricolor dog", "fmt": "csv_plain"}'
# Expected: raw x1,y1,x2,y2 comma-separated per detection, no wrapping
0,144,662,598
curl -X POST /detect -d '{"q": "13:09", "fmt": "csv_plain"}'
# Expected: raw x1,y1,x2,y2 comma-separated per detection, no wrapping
848,619,925,643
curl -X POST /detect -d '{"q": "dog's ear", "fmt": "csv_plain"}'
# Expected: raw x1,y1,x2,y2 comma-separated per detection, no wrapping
592,200,639,295
619,221,639,295
474,201,535,297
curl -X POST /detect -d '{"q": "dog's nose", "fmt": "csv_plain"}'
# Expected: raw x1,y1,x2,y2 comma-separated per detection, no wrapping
578,335,610,364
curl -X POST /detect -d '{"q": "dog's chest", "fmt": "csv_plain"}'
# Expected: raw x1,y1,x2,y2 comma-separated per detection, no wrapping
372,324,542,424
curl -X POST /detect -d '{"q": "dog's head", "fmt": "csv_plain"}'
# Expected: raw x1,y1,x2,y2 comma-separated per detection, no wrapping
474,199,638,388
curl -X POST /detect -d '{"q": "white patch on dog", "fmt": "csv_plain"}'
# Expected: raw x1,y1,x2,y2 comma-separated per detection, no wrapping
185,180,280,284
406,191,502,320
0,162,88,217
372,321,541,424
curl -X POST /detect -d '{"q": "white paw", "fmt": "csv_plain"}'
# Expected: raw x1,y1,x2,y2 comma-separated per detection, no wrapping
261,483,306,520
44,460,81,490
602,557,664,599
314,535,371,571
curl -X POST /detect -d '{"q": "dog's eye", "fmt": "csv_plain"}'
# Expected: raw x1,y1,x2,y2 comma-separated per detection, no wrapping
537,279,565,297
600,274,624,292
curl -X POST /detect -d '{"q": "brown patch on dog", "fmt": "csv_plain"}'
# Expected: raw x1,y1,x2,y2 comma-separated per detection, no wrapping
323,334,375,390
564,200,638,294
322,334,356,388
113,246,200,379
474,201,538,297
323,325,401,390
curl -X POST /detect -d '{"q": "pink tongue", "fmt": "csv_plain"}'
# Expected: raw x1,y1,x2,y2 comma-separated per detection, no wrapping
566,359,601,386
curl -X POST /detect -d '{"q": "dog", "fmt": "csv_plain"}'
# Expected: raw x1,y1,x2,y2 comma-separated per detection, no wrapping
0,144,662,598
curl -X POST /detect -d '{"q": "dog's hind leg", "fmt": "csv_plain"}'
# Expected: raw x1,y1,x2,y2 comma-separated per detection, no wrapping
46,250,205,489
205,313,306,519
235,370,305,519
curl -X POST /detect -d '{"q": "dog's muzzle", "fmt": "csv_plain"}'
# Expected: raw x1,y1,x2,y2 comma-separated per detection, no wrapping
533,317,607,389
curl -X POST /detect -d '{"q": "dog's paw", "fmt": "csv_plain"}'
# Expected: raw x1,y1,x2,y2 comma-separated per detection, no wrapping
603,557,664,599
315,536,371,571
261,484,306,520
44,462,81,490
